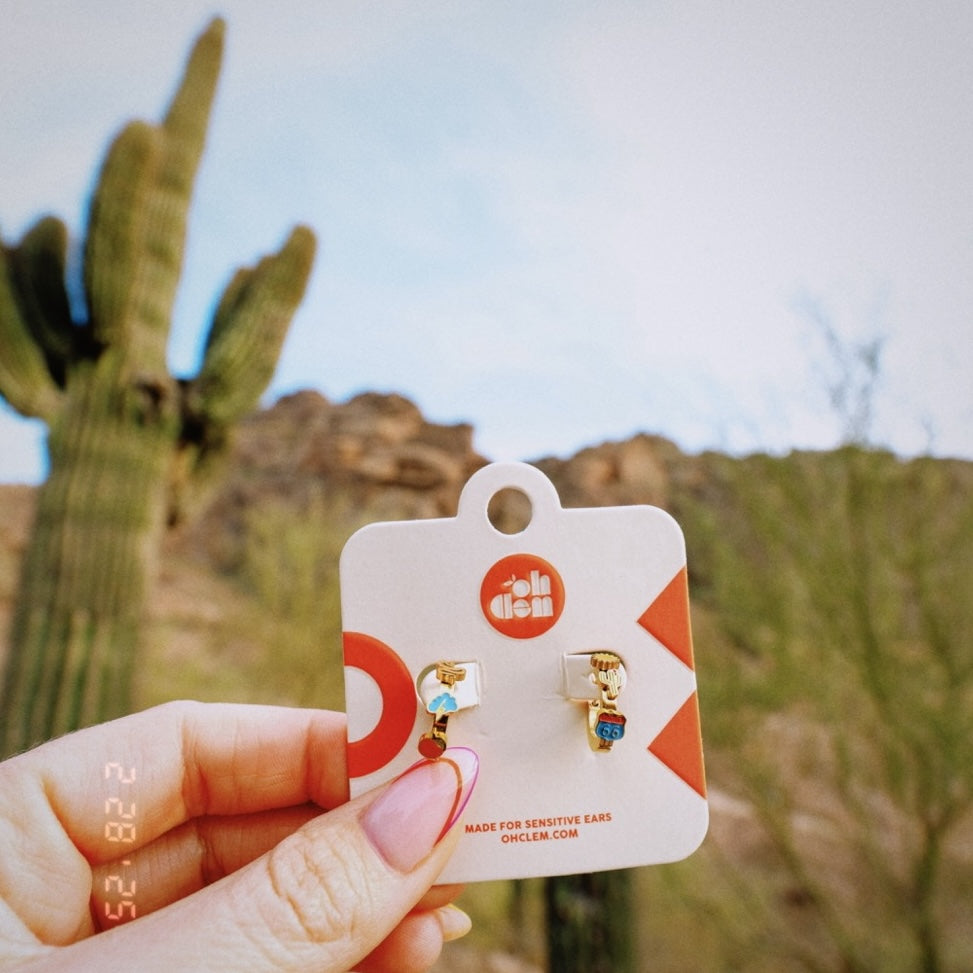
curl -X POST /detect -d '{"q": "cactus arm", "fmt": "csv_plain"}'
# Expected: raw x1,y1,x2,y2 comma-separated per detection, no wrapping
128,16,224,372
191,224,316,426
162,16,224,182
0,241,62,421
206,265,251,350
82,121,162,352
8,216,76,383
82,17,224,379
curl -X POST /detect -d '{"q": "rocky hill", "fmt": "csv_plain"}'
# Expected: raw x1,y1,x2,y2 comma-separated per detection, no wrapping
2,389,972,972
185,389,714,559
156,388,718,584
193,389,487,546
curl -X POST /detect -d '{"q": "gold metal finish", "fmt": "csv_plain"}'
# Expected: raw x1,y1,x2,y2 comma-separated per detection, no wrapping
588,652,627,751
418,662,467,758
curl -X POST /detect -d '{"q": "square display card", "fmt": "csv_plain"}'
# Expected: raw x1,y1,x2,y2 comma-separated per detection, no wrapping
340,461,707,883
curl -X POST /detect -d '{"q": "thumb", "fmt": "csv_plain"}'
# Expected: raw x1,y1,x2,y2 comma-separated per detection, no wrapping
70,748,479,973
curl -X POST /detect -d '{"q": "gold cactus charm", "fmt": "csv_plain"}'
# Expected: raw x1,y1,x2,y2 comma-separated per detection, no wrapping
588,652,627,751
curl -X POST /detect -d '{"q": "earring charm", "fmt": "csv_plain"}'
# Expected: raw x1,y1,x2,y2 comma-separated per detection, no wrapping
418,662,467,758
588,652,626,751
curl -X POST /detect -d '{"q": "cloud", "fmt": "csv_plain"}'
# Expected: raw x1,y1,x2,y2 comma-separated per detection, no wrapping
427,692,459,716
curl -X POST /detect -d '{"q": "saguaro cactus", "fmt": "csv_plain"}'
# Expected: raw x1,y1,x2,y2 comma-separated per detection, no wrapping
0,18,316,755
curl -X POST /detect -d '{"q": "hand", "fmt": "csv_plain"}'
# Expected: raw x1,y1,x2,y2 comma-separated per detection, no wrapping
0,701,479,972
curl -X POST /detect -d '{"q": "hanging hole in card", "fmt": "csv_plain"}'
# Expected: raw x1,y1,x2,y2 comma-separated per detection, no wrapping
486,487,532,535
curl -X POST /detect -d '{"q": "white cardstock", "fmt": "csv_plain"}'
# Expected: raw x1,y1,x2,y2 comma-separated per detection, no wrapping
340,461,708,883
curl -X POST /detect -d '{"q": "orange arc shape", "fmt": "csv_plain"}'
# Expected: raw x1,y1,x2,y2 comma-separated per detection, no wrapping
638,565,695,669
647,692,706,798
344,632,418,779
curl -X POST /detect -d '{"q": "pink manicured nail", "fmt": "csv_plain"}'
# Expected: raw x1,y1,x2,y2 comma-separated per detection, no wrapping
361,747,478,873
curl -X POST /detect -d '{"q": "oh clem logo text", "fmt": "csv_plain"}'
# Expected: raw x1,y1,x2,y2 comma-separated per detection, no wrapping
480,553,565,638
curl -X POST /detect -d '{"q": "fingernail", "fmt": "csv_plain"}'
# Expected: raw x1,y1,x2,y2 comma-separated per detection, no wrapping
361,747,478,873
436,904,473,942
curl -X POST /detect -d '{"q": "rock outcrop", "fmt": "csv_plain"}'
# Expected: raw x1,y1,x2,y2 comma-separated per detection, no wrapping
230,389,486,515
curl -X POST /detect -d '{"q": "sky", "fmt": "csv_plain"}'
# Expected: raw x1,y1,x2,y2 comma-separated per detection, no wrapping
1,0,971,483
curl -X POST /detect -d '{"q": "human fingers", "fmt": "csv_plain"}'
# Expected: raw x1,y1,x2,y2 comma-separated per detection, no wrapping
35,748,479,973
16,701,349,857
355,905,473,973
90,805,319,926
413,884,465,911
0,702,347,945
91,812,463,928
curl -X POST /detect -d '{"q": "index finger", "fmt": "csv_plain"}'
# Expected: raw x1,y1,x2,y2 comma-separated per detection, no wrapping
0,701,349,865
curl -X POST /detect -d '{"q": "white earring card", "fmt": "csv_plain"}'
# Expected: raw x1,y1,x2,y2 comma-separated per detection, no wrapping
340,462,707,883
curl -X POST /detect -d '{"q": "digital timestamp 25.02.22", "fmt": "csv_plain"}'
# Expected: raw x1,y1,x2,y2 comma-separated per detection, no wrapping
103,762,137,922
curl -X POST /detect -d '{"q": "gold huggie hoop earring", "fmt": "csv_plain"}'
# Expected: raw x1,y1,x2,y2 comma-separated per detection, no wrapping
418,661,467,758
588,652,626,751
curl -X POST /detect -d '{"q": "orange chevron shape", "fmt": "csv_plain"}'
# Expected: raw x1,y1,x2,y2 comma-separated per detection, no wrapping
647,692,706,797
638,565,694,669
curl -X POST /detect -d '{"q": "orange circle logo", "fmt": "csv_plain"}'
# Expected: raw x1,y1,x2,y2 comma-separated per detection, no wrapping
480,553,565,638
